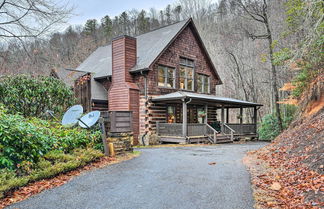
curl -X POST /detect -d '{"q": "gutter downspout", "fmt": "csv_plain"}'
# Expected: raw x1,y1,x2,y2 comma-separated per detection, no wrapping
140,69,148,99
182,97,192,143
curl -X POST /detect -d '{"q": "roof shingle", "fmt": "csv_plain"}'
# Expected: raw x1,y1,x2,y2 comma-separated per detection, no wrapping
75,20,189,78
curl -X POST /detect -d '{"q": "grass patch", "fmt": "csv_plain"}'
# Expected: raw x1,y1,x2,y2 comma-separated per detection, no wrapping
0,148,103,199
132,150,141,155
133,144,218,148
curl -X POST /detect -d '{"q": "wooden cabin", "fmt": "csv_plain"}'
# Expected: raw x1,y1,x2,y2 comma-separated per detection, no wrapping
53,18,262,144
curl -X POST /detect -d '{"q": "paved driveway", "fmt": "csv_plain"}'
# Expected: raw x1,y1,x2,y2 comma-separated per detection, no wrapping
7,142,266,209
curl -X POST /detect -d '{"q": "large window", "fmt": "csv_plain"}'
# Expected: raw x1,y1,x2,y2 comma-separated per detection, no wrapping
197,74,210,93
158,65,176,88
179,57,194,91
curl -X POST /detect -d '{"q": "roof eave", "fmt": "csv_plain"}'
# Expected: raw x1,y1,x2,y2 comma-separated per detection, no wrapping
94,75,111,80
129,67,150,74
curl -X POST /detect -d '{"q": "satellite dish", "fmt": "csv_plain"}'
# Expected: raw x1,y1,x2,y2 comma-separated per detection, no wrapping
78,111,101,128
61,105,83,127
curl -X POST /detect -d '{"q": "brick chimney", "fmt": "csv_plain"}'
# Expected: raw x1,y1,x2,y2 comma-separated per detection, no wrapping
109,35,140,143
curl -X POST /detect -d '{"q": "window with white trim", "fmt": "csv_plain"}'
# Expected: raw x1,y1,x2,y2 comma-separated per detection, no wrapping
197,74,210,93
179,57,194,91
158,65,176,88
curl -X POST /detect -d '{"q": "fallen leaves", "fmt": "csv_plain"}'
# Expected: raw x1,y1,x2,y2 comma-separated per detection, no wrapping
244,110,324,209
270,182,281,191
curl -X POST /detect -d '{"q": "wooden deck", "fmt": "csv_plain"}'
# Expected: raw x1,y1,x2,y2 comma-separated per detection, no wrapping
157,123,258,144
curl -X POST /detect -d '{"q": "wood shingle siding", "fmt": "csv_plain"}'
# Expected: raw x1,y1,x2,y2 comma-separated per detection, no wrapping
109,35,140,144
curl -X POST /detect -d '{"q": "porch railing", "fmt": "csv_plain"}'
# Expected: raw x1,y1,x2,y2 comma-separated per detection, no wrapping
156,123,219,143
156,123,183,137
187,123,206,136
156,122,256,142
206,123,218,143
224,123,256,135
223,123,235,141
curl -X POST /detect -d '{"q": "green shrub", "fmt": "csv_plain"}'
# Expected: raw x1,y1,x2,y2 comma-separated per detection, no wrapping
292,69,310,98
0,169,29,198
0,105,101,169
258,114,281,141
0,112,54,169
258,105,297,140
0,75,75,118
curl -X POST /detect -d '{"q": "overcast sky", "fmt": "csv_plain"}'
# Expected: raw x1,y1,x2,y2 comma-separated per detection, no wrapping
65,0,177,26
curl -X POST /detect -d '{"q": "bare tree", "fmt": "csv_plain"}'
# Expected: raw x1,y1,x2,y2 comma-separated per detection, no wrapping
0,0,72,46
237,0,283,131
177,0,214,25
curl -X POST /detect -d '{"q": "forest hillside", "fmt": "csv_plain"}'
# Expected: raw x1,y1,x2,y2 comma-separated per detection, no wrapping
2,0,322,126
0,0,323,208
244,73,323,208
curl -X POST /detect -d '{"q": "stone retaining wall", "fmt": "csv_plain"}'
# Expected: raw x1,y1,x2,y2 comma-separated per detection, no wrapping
107,133,133,154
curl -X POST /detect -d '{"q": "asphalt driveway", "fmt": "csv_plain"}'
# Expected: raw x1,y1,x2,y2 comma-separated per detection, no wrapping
7,142,266,209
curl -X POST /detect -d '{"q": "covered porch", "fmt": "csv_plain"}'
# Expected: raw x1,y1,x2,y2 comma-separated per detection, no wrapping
151,91,262,144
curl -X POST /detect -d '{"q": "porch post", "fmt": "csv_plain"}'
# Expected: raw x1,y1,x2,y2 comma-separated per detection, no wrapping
226,108,229,123
253,106,257,134
204,104,208,124
182,99,187,138
240,107,243,135
221,105,225,133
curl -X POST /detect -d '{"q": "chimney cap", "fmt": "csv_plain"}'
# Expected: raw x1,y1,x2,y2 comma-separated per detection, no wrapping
112,35,136,41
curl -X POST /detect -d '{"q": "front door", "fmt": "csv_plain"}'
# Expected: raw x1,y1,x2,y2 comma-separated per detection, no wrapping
187,105,197,123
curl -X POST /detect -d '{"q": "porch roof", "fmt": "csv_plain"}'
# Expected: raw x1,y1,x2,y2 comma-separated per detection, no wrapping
151,91,262,107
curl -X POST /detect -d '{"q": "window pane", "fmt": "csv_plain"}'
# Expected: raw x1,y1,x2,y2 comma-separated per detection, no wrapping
202,76,209,93
187,59,194,67
158,67,164,77
180,77,185,89
158,75,165,86
180,58,186,65
167,77,174,88
158,67,164,86
187,68,193,78
169,68,175,78
197,75,203,92
168,68,175,88
204,81,208,93
187,79,193,91
180,67,185,77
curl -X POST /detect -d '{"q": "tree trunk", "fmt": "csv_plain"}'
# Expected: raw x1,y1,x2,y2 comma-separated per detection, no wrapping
265,19,283,131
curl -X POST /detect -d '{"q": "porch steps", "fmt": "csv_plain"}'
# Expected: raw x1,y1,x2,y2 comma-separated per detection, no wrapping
159,136,187,144
208,134,233,144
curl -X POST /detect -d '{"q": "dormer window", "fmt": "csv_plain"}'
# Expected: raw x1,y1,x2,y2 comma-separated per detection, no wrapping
158,65,176,88
198,74,210,93
179,57,194,91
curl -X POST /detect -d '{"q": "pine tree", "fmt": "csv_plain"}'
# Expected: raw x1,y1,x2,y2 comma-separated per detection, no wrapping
83,19,98,36
120,12,130,35
137,10,150,34
101,15,113,39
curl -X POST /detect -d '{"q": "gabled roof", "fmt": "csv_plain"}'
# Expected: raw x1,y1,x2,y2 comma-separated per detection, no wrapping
75,20,189,79
152,91,262,107
129,20,189,72
75,18,221,83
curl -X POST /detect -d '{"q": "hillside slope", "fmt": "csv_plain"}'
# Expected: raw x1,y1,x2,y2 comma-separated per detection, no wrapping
244,74,324,208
